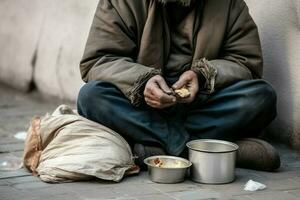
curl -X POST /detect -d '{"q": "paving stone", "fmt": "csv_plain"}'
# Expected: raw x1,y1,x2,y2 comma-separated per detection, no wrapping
12,180,53,190
10,151,24,158
30,192,82,200
287,189,300,198
0,186,30,200
198,173,258,197
0,137,21,145
0,152,23,164
119,172,152,185
170,189,221,200
0,143,24,153
105,197,138,200
0,186,17,200
291,176,300,184
255,169,300,181
27,186,83,200
236,169,267,183
0,185,14,193
135,194,175,200
264,178,300,191
230,195,253,200
286,161,300,169
247,191,299,200
60,182,118,199
0,169,31,179
6,175,40,185
200,183,251,197
0,179,9,186
235,168,271,182
149,181,201,193
110,184,159,196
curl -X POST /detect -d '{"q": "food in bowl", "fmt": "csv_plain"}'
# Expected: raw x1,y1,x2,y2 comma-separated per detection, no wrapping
152,157,185,168
144,156,192,183
154,158,163,167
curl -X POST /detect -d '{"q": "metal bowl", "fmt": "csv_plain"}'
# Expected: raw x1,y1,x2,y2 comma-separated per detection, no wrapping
144,155,192,184
186,139,239,184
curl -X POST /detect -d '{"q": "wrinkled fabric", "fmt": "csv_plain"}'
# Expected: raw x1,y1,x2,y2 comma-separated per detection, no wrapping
164,2,196,78
191,58,217,94
77,80,277,155
80,0,262,106
23,105,137,183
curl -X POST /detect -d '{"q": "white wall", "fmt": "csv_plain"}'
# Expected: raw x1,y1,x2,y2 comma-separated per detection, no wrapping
34,0,98,100
0,0,44,91
0,0,300,148
245,0,300,148
0,0,98,99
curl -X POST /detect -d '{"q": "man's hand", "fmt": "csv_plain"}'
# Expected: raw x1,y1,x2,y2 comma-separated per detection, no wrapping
144,75,176,109
172,70,199,103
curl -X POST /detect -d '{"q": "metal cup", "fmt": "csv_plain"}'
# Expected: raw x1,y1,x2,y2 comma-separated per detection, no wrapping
186,139,239,184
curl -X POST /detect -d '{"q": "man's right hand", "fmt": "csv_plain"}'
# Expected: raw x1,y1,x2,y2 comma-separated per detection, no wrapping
144,75,176,109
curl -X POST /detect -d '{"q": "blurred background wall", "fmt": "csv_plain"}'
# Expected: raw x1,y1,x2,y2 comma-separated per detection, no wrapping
0,0,299,148
0,0,98,100
245,0,300,149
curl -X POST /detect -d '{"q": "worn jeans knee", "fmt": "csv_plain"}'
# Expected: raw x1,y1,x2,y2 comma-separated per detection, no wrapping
234,79,277,137
243,79,277,120
77,80,115,117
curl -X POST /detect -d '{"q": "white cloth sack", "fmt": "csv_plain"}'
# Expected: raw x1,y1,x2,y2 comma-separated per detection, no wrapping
24,105,136,183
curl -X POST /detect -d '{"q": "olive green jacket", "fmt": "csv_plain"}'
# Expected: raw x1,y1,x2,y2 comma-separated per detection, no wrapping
80,0,263,106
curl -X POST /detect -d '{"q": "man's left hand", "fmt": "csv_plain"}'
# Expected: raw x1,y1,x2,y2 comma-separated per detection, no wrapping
172,70,199,103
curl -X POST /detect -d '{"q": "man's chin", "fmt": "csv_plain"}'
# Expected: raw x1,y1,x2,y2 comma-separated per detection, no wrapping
157,0,192,6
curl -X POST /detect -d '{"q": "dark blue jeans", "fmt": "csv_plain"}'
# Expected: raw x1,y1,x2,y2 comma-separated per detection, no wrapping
77,80,276,156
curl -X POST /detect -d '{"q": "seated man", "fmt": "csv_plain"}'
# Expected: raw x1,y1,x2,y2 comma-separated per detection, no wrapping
77,0,280,171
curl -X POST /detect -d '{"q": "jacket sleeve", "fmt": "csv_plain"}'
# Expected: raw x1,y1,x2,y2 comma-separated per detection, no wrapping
80,0,160,106
191,0,263,94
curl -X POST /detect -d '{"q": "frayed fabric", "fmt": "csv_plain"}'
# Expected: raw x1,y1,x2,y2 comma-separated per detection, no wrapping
127,69,162,107
191,58,217,94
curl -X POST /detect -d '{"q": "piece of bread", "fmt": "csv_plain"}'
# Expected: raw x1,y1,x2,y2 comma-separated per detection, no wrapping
174,87,190,98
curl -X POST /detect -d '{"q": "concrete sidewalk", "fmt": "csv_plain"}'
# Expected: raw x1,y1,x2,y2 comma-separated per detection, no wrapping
1,84,300,200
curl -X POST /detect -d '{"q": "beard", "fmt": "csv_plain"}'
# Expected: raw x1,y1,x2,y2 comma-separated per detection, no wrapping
157,0,192,6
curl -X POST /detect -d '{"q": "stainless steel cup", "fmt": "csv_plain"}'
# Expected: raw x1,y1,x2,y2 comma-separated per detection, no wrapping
186,139,239,184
